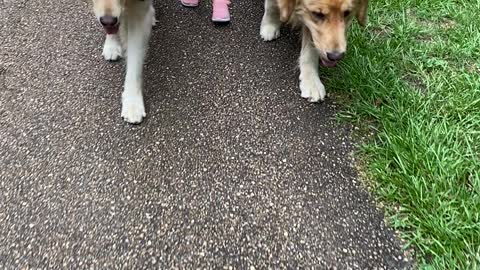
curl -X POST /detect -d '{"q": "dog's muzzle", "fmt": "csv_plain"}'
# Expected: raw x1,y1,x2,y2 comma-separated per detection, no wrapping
320,51,346,68
320,58,338,68
100,16,119,34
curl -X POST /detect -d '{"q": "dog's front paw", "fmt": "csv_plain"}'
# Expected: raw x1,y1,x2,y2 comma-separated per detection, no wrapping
102,35,123,61
299,74,326,102
121,92,146,124
260,22,281,41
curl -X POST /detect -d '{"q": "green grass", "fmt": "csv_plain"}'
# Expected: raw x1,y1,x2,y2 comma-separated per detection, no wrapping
324,0,480,268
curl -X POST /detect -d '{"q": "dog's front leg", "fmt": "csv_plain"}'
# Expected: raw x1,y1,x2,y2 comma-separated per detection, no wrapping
103,34,123,61
299,27,326,102
121,4,154,124
260,0,281,41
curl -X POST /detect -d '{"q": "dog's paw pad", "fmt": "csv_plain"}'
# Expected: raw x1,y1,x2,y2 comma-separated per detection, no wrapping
121,94,146,124
300,75,326,102
260,23,281,41
102,38,123,61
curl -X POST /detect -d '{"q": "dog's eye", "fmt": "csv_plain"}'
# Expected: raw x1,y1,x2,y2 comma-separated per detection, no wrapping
344,10,351,17
312,12,326,20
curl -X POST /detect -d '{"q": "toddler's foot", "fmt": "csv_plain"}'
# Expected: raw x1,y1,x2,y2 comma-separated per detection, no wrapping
212,0,230,22
181,0,199,7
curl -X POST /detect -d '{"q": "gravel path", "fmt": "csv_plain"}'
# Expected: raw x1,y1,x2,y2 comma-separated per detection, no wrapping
0,0,409,268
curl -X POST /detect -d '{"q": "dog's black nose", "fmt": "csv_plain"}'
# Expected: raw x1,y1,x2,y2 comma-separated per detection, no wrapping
326,51,345,61
100,16,118,27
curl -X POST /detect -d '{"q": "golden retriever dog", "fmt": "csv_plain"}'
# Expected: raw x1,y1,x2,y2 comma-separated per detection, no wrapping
91,0,156,123
260,0,368,102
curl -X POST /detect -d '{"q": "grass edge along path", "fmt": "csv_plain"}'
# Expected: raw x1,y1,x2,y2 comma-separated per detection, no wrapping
324,0,480,268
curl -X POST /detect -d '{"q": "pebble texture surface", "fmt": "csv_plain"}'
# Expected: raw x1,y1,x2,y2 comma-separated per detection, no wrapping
0,0,410,268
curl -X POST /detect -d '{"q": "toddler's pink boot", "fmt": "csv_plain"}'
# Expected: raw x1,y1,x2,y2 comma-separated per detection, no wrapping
212,0,231,22
181,0,199,7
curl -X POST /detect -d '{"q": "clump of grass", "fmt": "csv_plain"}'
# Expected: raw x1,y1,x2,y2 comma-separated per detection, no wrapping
327,0,480,268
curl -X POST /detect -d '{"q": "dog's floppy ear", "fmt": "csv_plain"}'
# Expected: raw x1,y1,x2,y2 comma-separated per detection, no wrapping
277,0,295,22
356,0,368,26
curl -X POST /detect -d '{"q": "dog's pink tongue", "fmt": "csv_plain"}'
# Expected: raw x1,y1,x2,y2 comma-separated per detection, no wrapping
104,26,119,35
320,58,337,68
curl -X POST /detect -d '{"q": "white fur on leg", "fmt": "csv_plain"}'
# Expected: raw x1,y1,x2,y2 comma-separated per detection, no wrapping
299,30,326,102
260,0,281,41
102,34,123,61
150,5,158,26
121,1,153,123
260,22,281,41
121,81,146,124
300,72,326,102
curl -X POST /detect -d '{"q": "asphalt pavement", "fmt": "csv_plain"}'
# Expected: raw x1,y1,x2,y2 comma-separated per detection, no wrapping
0,0,411,268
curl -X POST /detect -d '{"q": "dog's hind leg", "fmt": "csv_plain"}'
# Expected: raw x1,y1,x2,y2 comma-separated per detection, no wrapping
299,27,326,102
121,2,154,124
260,0,281,41
103,34,123,61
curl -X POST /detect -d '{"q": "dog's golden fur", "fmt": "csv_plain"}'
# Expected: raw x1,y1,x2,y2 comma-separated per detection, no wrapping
260,0,368,102
281,0,367,54
90,0,155,123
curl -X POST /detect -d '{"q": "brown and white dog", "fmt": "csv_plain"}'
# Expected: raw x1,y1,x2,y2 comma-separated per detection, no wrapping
260,0,368,102
91,0,156,123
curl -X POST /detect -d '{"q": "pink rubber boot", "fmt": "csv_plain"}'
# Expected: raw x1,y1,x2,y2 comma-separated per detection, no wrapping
212,0,231,22
181,0,199,7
